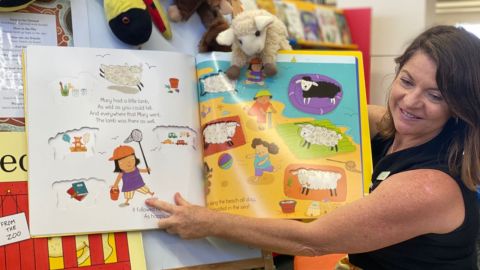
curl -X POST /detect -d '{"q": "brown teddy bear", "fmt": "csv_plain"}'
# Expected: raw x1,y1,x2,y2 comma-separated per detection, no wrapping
168,0,232,52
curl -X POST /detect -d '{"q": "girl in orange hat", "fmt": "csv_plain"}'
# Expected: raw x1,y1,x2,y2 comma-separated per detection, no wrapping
109,145,154,207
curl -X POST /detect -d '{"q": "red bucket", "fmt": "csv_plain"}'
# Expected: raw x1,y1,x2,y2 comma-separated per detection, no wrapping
110,187,120,201
279,200,297,214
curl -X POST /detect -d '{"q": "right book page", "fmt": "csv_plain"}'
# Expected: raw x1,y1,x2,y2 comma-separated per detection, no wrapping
196,50,372,219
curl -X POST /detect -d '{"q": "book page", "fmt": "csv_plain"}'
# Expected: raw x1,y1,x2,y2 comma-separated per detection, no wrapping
24,46,204,237
196,51,371,219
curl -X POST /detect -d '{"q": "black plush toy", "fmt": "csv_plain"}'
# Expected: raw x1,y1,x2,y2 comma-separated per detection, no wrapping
0,0,35,12
104,0,172,46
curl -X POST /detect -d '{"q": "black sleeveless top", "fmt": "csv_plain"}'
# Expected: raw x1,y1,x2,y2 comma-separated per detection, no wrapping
349,123,479,270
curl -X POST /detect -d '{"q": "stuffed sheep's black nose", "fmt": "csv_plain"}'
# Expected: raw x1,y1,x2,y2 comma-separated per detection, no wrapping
109,8,152,46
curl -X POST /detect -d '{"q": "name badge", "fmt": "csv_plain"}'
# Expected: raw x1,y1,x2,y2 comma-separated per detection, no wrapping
377,171,391,181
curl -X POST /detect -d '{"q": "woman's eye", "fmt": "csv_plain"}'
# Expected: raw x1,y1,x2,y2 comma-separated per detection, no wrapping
428,92,444,102
400,78,413,87
239,39,243,45
255,31,260,37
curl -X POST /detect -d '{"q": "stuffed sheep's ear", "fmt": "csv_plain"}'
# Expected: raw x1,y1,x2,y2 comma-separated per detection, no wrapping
254,16,274,31
216,28,235,46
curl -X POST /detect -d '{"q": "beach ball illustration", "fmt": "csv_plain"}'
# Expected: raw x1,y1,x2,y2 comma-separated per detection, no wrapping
218,153,233,169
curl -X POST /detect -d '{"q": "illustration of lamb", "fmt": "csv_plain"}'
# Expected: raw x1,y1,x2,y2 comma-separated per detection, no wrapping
99,63,144,91
291,168,342,196
203,121,240,149
298,123,342,152
199,71,236,95
295,76,341,104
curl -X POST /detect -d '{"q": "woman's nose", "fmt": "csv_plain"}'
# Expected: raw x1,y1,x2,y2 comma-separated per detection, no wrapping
402,88,423,108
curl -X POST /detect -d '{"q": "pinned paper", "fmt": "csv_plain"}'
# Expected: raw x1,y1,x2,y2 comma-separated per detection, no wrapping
0,213,31,247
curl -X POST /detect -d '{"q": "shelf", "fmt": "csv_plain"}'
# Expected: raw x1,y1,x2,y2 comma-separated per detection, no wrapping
294,39,359,50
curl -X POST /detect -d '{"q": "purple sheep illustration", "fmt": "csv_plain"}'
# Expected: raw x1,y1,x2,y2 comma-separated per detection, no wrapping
295,76,341,104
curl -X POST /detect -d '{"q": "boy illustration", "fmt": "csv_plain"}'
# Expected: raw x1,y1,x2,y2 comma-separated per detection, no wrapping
247,90,277,130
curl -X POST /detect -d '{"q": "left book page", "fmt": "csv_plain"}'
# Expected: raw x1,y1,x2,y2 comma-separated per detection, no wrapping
23,46,205,237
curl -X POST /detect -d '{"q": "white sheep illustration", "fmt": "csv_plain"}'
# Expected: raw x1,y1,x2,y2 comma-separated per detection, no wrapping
199,71,236,95
291,168,341,196
298,123,342,152
99,63,144,91
203,121,240,149
216,9,292,80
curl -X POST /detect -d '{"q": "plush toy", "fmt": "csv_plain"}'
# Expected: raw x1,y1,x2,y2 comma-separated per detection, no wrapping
216,9,292,80
104,0,172,46
0,0,35,12
168,0,232,52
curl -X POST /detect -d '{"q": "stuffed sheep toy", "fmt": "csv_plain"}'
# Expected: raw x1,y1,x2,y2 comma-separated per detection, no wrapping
216,9,292,80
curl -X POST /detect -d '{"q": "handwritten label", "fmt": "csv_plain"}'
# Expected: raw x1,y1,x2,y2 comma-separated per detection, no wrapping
0,213,30,246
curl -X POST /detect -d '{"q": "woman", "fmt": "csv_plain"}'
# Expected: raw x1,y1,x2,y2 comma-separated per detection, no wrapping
145,25,480,269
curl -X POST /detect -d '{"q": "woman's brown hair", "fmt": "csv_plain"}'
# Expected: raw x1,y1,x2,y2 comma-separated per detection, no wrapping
378,25,480,190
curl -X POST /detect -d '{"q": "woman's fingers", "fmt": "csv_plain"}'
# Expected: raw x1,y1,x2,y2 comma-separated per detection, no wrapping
174,192,191,206
145,198,175,213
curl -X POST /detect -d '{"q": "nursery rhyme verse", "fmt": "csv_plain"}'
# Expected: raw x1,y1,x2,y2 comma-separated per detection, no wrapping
89,97,160,124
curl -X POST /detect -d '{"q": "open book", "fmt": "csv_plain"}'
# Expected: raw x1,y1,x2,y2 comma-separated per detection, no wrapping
23,46,371,237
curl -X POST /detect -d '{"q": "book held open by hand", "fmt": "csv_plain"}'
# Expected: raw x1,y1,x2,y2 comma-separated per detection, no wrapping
23,46,371,237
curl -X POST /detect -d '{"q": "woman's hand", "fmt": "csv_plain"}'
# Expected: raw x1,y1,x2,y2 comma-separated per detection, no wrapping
145,193,213,239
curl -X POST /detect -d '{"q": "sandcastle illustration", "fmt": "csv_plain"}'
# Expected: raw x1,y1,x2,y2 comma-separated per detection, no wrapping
70,136,87,152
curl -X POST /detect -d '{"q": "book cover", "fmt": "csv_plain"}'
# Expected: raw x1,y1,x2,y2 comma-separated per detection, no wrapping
23,46,371,236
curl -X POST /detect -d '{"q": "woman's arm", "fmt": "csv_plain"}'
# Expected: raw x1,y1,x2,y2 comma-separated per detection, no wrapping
368,104,386,139
146,169,464,256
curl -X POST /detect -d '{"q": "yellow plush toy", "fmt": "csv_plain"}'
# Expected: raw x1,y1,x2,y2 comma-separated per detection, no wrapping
104,0,172,46
0,0,35,12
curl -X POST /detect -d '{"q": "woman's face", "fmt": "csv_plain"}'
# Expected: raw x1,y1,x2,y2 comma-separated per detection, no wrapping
389,51,451,143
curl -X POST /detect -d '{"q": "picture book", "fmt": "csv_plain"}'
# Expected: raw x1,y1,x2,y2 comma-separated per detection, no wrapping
0,132,147,270
23,45,371,237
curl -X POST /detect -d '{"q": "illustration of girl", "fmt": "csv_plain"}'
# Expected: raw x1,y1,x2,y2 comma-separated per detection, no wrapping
245,58,265,85
109,145,154,207
246,138,279,182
